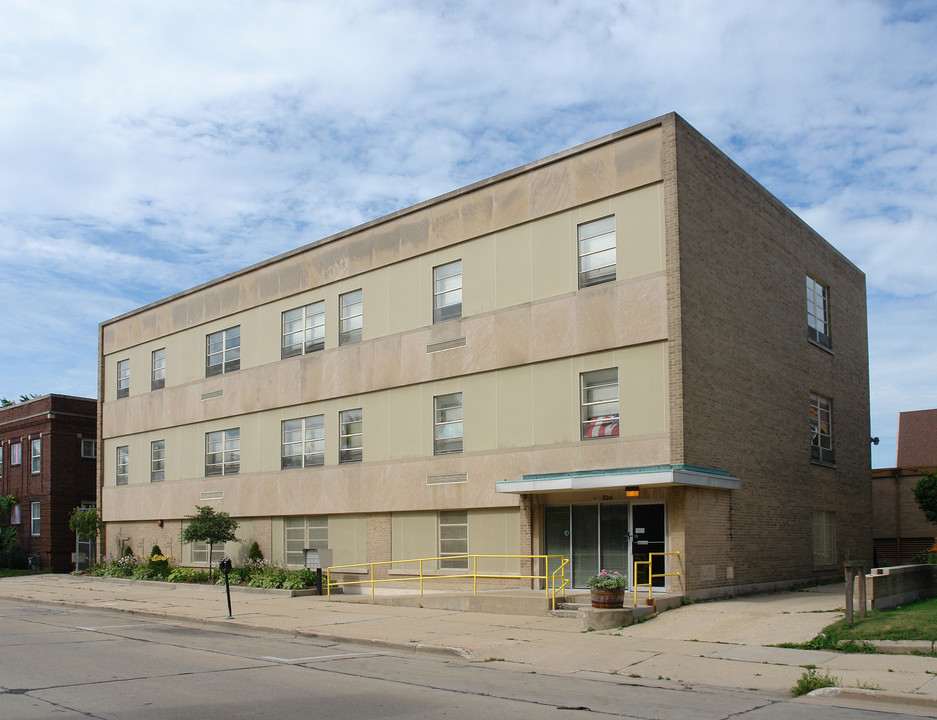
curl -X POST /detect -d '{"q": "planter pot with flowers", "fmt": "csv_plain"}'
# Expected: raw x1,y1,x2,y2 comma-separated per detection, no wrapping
586,569,627,608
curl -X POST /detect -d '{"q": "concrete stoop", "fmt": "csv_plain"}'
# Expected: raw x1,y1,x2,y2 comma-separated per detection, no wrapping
554,593,681,629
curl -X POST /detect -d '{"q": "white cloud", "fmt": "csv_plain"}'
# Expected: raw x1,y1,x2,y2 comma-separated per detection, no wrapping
0,0,934,459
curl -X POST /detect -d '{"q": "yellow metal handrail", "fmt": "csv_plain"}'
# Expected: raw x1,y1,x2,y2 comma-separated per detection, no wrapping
633,551,681,605
325,554,569,607
549,557,570,610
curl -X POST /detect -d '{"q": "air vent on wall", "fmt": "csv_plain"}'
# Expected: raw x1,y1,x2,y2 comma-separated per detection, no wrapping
426,473,467,485
426,337,466,354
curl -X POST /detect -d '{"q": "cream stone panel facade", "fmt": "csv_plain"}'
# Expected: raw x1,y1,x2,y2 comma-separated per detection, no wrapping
391,511,436,568
104,343,669,486
470,508,521,573
101,184,665,403
329,514,368,567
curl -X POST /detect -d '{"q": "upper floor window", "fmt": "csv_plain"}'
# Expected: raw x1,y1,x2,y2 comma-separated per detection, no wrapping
206,326,240,377
10,442,21,466
578,216,616,288
806,275,831,348
151,440,165,482
206,428,240,476
0,445,3,476
434,393,463,455
339,409,363,463
30,502,40,536
81,439,97,459
282,301,325,359
581,369,620,439
117,358,130,398
810,393,834,464
30,438,41,474
116,445,129,485
151,348,166,390
433,260,462,323
282,415,325,469
339,290,363,345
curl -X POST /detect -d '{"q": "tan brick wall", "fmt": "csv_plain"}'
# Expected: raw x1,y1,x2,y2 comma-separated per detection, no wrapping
667,115,872,590
366,512,392,579
106,519,185,561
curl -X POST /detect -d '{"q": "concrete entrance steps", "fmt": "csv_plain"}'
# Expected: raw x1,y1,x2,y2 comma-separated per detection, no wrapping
554,592,682,629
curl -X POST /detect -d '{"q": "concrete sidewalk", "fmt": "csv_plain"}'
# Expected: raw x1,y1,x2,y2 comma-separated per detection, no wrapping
1,574,936,712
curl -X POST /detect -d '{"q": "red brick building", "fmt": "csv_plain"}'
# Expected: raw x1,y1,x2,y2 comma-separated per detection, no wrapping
873,409,937,564
0,395,97,570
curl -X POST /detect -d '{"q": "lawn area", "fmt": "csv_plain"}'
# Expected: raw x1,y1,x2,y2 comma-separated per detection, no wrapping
830,596,937,642
778,596,937,652
0,569,51,579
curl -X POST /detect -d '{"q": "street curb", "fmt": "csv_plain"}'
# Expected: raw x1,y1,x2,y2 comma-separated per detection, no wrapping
809,686,937,709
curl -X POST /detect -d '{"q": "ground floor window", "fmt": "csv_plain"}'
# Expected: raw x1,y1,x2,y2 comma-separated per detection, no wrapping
285,516,328,566
812,510,836,567
30,502,40,536
439,511,468,569
191,542,226,566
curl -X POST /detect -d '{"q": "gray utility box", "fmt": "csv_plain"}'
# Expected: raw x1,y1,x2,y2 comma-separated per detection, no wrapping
303,548,333,571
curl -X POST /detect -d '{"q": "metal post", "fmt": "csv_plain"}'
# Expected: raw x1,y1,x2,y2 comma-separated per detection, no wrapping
843,561,855,624
857,564,867,619
219,558,233,619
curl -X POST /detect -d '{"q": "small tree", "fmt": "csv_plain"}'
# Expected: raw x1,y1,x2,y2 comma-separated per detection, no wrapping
181,505,239,580
68,507,103,572
913,472,937,526
1,495,19,569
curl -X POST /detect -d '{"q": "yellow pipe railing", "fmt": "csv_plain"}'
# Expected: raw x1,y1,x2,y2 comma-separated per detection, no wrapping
325,554,569,609
633,551,680,605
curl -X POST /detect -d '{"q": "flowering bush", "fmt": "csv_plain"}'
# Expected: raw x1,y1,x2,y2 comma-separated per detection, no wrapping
586,569,627,590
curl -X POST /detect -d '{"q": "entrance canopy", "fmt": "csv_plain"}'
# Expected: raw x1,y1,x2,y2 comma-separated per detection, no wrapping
495,464,739,494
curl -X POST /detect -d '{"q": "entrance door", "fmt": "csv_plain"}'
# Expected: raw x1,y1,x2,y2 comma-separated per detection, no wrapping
544,504,629,588
632,504,665,589
544,505,570,584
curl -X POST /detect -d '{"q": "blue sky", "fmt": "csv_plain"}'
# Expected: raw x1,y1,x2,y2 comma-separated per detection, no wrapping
1,0,934,468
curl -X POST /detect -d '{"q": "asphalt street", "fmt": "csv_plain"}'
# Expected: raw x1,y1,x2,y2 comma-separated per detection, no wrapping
1,599,934,720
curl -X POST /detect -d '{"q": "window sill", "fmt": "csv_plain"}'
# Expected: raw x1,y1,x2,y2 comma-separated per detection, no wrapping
810,459,838,470
808,338,834,355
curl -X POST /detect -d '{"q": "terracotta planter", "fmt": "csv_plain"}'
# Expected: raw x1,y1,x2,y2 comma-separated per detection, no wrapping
590,588,625,608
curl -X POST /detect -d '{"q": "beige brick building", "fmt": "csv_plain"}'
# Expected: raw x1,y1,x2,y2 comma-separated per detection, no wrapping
98,113,871,597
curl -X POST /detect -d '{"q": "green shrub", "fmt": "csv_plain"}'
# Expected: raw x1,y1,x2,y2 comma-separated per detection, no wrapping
150,545,163,557
167,567,209,583
215,569,244,585
791,668,840,696
248,541,264,562
122,545,134,557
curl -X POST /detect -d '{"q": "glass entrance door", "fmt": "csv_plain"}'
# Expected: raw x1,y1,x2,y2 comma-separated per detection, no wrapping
544,503,629,588
632,503,666,589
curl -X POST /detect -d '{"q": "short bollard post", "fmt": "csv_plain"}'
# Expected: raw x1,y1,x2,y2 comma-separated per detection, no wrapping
857,564,867,619
219,557,233,619
843,560,858,625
